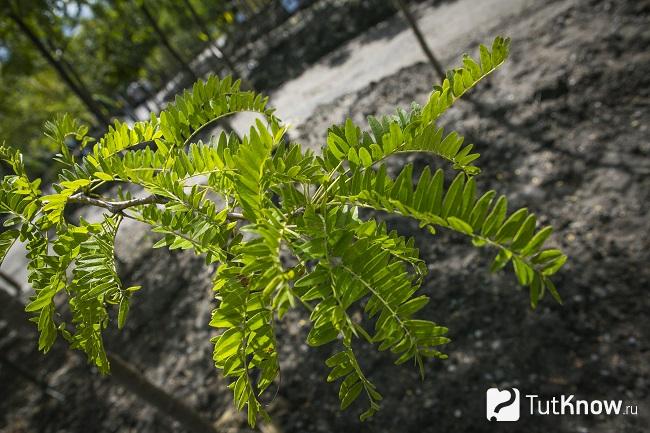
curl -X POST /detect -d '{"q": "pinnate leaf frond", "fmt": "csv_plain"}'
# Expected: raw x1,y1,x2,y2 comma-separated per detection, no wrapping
0,37,565,425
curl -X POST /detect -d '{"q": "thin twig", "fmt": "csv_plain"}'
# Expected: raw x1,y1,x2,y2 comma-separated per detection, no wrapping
68,193,162,213
394,0,446,81
68,192,246,221
0,355,66,402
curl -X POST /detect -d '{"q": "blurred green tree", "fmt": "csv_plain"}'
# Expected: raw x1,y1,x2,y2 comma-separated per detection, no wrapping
0,0,247,178
3,0,110,124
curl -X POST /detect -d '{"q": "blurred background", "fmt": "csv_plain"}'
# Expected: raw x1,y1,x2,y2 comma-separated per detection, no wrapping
1,0,649,432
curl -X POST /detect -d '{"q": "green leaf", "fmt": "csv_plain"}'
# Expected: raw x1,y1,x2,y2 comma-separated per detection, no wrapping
396,296,429,317
530,274,541,309
93,172,114,181
494,208,528,243
326,351,349,368
327,134,346,159
0,229,19,264
544,278,563,304
340,380,363,410
214,328,244,362
368,116,384,144
347,147,360,165
540,254,567,276
531,249,563,264
521,226,553,256
307,324,339,347
479,44,493,73
490,249,512,273
511,214,537,251
482,196,507,236
447,216,473,235
118,295,130,329
344,118,359,147
358,147,373,167
512,257,533,285
328,363,354,382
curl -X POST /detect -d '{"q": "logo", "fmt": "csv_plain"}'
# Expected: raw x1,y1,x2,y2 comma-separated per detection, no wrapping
486,388,520,421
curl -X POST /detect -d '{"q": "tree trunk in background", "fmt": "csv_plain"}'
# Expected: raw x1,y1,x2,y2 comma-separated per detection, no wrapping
116,94,139,122
0,354,66,401
0,289,220,433
43,35,116,119
108,352,220,433
139,2,198,81
0,270,23,296
31,7,112,117
180,0,240,77
59,52,114,114
7,11,111,126
394,0,446,81
139,83,161,114
0,284,32,331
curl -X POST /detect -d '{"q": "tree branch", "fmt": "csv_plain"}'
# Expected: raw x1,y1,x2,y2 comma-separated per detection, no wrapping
68,193,246,221
68,193,162,213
